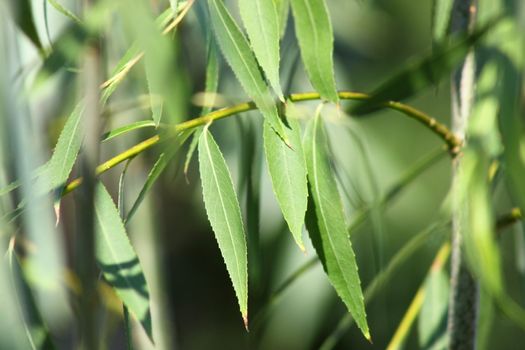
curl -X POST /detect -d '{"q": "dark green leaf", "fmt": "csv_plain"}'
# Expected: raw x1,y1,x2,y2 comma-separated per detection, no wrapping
418,269,449,350
9,0,43,49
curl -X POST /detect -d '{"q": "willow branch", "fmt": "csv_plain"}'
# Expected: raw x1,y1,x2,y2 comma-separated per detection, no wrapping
63,91,460,196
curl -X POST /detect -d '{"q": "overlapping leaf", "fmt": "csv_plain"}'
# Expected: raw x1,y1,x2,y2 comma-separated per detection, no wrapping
263,102,307,250
290,0,338,103
238,0,283,100
198,128,248,326
94,183,152,338
9,0,43,49
208,0,287,142
304,114,369,340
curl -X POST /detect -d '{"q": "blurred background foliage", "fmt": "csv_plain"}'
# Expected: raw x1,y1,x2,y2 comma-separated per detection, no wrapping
1,0,524,349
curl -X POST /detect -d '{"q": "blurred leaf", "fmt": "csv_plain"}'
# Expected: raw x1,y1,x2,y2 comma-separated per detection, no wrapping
101,120,156,142
418,269,449,350
94,183,152,338
263,103,307,250
432,0,453,43
198,128,248,326
125,131,191,224
9,0,43,49
304,114,369,340
350,17,500,115
208,0,288,143
239,0,283,100
101,44,142,105
290,0,338,103
275,0,290,38
48,103,84,188
47,0,82,24
8,250,55,350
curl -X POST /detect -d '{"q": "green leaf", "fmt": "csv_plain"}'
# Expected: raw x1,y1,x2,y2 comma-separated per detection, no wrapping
9,0,43,49
101,120,156,142
48,103,84,188
47,0,82,24
126,131,191,224
208,0,287,143
350,17,501,115
263,102,307,250
431,0,453,43
304,114,369,340
290,0,338,103
418,268,449,350
94,183,152,338
238,0,283,100
274,0,290,38
198,128,248,326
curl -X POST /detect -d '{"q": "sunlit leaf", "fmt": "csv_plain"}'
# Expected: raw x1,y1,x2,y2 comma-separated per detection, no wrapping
239,0,283,100
304,114,369,340
47,0,82,24
208,0,287,142
275,0,290,38
101,120,156,142
263,102,307,250
198,128,248,326
94,183,152,338
290,0,338,103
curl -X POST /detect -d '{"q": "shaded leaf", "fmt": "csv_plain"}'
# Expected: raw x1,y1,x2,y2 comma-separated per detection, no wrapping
239,0,283,100
290,0,338,103
208,0,287,142
94,183,152,338
432,0,453,43
263,102,307,250
304,114,369,340
101,120,156,142
350,17,501,115
9,0,43,49
418,269,449,350
198,128,248,325
47,0,82,24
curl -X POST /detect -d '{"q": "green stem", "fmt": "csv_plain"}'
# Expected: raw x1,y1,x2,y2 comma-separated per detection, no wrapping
62,91,459,196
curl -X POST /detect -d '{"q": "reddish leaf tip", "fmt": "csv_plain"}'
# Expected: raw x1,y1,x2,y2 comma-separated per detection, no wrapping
242,313,249,332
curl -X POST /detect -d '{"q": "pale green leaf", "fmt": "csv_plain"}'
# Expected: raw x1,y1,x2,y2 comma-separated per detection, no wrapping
47,0,82,24
432,0,453,43
304,114,369,340
238,0,283,100
290,0,338,103
47,103,84,188
263,102,307,250
101,120,156,142
208,0,287,142
94,183,152,338
274,0,290,38
198,128,248,325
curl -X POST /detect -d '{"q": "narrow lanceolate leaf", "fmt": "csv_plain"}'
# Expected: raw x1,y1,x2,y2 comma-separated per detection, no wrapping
304,114,369,340
238,0,283,100
208,0,287,142
101,120,156,142
198,129,248,326
432,0,453,43
94,183,152,339
263,103,307,250
9,0,43,49
275,0,290,38
48,103,84,188
290,0,338,103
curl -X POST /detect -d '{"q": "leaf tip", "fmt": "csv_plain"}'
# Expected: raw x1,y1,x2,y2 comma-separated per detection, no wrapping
242,313,249,332
364,330,373,343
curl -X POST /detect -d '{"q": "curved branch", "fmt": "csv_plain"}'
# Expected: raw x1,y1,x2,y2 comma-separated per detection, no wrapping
63,91,460,195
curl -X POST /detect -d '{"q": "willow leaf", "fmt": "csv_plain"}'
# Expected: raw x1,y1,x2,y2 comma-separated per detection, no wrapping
418,268,449,349
290,0,338,103
432,0,453,43
208,0,287,142
48,103,84,188
198,129,248,325
275,0,290,38
101,120,156,142
94,183,152,339
9,0,42,49
48,0,82,24
263,103,307,250
238,0,283,100
304,114,369,340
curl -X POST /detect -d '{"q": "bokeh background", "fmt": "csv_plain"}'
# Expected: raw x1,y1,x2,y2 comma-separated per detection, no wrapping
1,0,524,349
